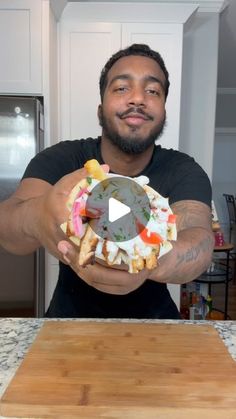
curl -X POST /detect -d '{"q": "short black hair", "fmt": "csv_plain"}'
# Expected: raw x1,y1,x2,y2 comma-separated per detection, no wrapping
99,43,170,102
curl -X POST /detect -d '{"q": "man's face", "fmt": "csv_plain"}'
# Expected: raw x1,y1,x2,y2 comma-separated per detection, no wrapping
98,55,166,154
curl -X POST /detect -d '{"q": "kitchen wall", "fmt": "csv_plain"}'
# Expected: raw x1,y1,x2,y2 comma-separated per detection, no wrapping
178,11,220,180
212,1,236,241
213,94,236,240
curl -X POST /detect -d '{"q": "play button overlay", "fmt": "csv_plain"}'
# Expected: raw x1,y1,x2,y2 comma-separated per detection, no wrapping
86,176,151,242
108,197,130,222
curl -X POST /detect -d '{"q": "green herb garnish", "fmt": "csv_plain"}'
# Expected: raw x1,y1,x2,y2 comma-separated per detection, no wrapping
86,176,92,185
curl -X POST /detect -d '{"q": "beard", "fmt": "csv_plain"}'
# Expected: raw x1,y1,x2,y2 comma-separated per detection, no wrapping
99,108,166,155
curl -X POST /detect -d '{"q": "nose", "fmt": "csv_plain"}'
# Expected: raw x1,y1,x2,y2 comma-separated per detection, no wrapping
128,86,145,107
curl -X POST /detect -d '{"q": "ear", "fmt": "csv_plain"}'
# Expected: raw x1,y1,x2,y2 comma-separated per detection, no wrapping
97,104,103,127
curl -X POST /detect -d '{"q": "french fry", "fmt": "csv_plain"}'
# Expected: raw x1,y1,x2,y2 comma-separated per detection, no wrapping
131,257,145,273
84,159,107,181
78,224,99,266
145,249,159,270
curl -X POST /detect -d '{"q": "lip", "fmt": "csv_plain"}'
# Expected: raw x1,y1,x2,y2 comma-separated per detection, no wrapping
122,112,149,120
121,113,150,126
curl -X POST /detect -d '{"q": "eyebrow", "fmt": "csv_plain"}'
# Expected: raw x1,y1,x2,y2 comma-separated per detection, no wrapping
108,74,165,91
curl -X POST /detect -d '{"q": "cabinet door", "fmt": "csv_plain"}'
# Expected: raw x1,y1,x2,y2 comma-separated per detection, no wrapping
0,0,42,94
122,23,183,150
60,22,121,140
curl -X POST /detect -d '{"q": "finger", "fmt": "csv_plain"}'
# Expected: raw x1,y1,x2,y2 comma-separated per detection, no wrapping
57,240,74,263
82,262,147,287
101,164,110,173
58,164,109,198
58,239,95,267
83,270,146,295
95,258,129,271
58,168,88,196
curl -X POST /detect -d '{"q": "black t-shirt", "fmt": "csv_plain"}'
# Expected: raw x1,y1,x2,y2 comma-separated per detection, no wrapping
23,137,212,319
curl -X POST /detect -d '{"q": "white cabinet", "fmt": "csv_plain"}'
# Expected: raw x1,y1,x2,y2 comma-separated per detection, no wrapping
0,0,42,94
0,0,59,147
59,11,189,151
122,23,183,150
60,22,121,140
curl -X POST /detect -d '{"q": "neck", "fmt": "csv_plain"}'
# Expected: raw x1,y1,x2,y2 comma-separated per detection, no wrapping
100,135,154,177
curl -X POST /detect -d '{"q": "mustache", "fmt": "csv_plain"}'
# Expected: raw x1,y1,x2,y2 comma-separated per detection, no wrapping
118,107,154,121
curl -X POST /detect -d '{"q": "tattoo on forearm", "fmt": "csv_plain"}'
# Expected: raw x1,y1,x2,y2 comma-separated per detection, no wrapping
171,200,212,231
175,236,213,268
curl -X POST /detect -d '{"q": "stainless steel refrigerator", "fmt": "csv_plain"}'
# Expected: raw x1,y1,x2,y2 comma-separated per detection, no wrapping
0,96,45,317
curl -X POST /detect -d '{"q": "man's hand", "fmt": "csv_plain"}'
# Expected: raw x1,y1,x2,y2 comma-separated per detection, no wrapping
26,168,88,259
0,165,108,258
58,240,150,294
56,199,214,292
148,200,214,285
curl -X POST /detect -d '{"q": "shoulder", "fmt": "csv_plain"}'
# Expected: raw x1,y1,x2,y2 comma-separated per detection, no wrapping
150,146,212,207
22,137,100,185
153,146,210,178
42,137,99,156
154,146,196,166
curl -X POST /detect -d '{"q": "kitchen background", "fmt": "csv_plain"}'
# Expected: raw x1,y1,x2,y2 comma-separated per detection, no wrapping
0,0,235,317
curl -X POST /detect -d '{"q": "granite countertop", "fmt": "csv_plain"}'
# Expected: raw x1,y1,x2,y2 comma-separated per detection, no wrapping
1,318,236,416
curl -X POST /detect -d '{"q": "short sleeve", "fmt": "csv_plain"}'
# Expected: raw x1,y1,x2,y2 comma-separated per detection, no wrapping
22,141,83,185
167,156,212,208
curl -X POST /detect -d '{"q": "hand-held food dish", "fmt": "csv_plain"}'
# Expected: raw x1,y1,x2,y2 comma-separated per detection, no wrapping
60,160,177,273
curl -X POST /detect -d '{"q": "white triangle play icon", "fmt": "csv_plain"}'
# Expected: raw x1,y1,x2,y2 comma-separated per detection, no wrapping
108,197,131,223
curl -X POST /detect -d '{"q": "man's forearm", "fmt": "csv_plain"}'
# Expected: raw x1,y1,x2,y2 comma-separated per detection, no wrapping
149,227,214,284
0,197,41,255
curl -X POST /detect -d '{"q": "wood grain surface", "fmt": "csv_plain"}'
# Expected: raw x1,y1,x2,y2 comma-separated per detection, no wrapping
1,321,236,418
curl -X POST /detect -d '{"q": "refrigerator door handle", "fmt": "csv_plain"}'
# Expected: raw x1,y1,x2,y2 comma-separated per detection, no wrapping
39,110,44,132
35,248,45,317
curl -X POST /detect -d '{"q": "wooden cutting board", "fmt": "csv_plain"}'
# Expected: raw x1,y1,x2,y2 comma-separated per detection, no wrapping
1,321,236,418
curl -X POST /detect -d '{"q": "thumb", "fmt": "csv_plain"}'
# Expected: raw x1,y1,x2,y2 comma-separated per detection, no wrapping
58,167,88,195
59,164,110,196
101,164,110,173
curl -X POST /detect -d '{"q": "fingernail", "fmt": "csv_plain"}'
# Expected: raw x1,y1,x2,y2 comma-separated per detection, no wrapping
58,242,69,255
102,164,110,173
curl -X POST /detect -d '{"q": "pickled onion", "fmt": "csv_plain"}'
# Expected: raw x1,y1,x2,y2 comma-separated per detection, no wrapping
76,187,88,198
72,200,84,237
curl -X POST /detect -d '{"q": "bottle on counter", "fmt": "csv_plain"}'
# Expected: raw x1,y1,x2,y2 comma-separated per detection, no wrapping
214,231,225,247
189,292,204,320
205,295,213,319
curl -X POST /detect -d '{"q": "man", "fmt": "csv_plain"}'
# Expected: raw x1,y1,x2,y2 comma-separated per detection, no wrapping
0,44,214,318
